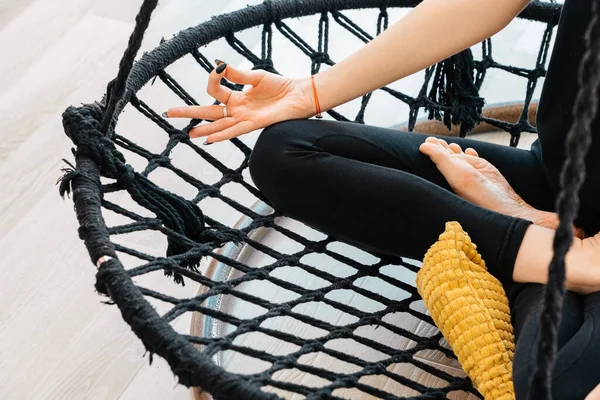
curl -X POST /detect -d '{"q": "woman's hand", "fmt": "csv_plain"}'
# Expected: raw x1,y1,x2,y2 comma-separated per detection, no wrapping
164,61,316,144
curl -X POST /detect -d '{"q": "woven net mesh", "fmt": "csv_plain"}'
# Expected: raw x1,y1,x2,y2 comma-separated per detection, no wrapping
61,1,563,399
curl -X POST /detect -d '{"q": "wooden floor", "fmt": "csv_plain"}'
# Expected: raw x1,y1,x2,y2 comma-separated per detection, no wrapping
0,1,545,399
0,1,254,399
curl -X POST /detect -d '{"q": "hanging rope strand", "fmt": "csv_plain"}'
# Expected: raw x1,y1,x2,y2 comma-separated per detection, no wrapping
528,1,600,398
101,0,160,135
62,0,214,282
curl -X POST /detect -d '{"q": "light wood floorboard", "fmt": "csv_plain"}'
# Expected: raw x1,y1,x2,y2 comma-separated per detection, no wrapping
0,1,241,399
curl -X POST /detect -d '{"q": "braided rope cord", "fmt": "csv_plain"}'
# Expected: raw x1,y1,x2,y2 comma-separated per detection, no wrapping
527,0,600,398
56,0,591,398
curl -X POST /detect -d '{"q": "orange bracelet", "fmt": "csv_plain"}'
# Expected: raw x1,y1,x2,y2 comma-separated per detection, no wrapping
311,75,323,119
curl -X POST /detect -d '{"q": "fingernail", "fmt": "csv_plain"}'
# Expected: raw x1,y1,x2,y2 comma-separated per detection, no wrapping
215,63,227,74
162,111,169,118
215,59,225,66
203,140,213,146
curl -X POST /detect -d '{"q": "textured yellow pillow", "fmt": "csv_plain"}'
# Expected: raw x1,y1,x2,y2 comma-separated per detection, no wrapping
416,222,515,400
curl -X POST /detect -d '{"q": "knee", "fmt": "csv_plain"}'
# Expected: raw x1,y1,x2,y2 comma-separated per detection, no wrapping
248,120,307,199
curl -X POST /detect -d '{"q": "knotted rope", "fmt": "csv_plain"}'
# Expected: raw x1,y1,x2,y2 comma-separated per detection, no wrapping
59,0,243,282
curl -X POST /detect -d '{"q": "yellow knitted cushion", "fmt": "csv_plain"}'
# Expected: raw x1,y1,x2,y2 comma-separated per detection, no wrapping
416,222,515,400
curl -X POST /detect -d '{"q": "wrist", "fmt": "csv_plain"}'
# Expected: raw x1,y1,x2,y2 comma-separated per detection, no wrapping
296,76,318,118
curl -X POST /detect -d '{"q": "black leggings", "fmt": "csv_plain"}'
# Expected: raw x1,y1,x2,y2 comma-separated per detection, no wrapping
248,119,600,398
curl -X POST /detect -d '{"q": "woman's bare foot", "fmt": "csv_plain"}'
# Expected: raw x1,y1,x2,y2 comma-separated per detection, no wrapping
419,137,586,238
421,138,600,294
419,137,531,218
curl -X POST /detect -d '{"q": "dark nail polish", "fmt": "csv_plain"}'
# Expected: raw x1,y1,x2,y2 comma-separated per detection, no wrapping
203,141,213,146
215,63,227,74
215,59,225,66
162,111,168,118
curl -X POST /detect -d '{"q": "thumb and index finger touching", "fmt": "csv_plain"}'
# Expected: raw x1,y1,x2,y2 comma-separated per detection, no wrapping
216,60,266,86
164,60,266,120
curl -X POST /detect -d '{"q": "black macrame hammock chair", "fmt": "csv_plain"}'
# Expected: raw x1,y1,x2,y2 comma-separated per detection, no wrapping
58,0,599,398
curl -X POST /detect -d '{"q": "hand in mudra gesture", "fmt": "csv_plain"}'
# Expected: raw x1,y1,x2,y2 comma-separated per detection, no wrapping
164,61,315,144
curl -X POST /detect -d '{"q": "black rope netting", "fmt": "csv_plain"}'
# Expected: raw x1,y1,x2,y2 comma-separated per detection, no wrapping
57,0,596,398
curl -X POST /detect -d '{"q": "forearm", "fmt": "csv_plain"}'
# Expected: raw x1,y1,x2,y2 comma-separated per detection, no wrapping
301,0,530,113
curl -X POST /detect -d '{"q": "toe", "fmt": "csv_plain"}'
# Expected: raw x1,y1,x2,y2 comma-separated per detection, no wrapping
449,143,463,154
419,141,453,169
465,147,479,157
437,138,453,152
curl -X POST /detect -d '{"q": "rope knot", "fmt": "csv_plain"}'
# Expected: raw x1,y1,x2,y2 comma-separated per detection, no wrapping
171,132,190,143
529,65,546,80
62,103,123,177
476,57,494,71
273,358,295,370
154,155,172,166
304,340,322,352
252,59,276,73
310,52,330,64
310,291,325,302
412,96,427,109
117,165,136,187
62,104,105,148
62,102,209,285
198,186,220,198
263,0,277,25
361,314,381,325
223,170,243,183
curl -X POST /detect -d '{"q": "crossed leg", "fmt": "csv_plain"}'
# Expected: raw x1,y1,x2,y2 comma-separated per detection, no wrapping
419,137,600,294
419,137,600,398
249,119,600,398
